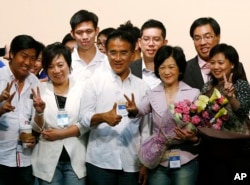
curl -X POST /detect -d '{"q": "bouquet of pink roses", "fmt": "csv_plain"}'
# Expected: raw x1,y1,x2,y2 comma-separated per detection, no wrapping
170,88,229,130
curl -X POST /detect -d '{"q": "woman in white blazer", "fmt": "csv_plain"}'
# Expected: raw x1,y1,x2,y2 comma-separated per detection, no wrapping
31,42,88,185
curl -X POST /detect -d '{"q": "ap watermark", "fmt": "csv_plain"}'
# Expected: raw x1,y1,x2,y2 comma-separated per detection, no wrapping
234,173,247,181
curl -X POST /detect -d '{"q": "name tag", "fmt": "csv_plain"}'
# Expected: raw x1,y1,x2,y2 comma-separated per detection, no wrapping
117,102,127,116
169,150,181,168
57,110,69,127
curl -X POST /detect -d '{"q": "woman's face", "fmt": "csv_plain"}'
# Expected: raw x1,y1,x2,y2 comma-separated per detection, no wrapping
210,53,234,82
158,56,180,86
47,54,70,85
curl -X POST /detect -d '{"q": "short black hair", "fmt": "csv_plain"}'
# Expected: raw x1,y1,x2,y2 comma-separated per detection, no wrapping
140,19,166,39
154,45,186,80
70,9,98,31
190,17,220,38
42,42,71,73
105,29,136,52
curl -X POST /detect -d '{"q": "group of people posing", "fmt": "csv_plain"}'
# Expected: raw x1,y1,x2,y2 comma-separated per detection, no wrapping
0,9,249,185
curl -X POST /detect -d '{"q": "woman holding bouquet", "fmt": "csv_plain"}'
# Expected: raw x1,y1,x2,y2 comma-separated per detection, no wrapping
126,45,200,185
201,43,250,134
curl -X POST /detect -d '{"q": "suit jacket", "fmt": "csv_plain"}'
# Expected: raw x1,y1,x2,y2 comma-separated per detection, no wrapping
183,56,248,91
183,56,204,91
130,58,143,78
137,81,200,166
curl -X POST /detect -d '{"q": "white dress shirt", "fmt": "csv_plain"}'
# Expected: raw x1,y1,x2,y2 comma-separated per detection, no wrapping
70,45,109,81
0,65,40,167
80,68,150,172
142,59,161,89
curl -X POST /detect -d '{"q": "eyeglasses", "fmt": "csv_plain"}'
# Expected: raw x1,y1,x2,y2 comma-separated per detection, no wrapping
141,36,163,44
96,41,106,47
193,34,214,43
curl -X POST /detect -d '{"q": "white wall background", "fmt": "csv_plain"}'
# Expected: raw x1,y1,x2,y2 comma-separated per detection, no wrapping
0,0,249,79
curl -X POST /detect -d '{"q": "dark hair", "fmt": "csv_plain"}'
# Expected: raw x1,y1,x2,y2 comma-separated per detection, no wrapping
154,45,186,80
97,27,115,39
62,33,75,45
190,17,220,38
70,9,98,31
37,41,45,54
117,20,140,41
10,34,40,58
105,30,136,52
140,19,166,39
42,42,71,73
209,43,247,84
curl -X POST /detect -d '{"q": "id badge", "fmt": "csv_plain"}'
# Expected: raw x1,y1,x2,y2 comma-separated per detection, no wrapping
169,150,181,168
117,102,127,116
57,110,69,127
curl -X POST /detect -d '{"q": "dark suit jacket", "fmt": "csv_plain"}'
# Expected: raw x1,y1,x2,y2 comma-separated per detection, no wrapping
130,59,143,79
183,56,247,91
183,56,204,91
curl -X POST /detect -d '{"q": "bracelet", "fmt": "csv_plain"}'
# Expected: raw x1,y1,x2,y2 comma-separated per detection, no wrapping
35,111,44,116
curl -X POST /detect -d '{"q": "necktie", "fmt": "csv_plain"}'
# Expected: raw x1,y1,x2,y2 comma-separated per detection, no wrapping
201,62,210,75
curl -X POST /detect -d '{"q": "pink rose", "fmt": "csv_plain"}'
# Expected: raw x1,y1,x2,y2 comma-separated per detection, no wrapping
212,103,220,112
175,107,183,113
191,115,201,125
190,104,197,113
201,111,209,119
182,114,191,122
212,123,221,130
215,118,223,126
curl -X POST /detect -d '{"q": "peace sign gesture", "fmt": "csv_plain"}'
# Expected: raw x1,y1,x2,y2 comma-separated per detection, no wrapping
0,91,16,116
0,81,14,102
223,73,235,98
32,86,46,114
124,93,138,117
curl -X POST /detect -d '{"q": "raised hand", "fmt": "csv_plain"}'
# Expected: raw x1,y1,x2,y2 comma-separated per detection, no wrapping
0,91,16,116
124,93,138,117
0,81,14,102
32,86,46,113
223,73,235,98
105,103,123,127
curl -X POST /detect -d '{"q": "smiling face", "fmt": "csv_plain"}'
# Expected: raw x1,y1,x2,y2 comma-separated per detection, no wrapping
71,21,99,51
47,54,70,85
106,38,134,81
158,56,180,87
209,52,234,83
139,28,167,61
193,24,220,61
9,48,37,80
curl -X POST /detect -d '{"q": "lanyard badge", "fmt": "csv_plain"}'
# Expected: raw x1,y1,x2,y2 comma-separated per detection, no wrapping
57,109,69,127
169,150,181,168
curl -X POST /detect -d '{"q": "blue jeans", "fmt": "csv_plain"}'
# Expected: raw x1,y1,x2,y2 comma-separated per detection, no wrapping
0,165,34,185
86,162,139,185
148,159,198,185
38,161,86,185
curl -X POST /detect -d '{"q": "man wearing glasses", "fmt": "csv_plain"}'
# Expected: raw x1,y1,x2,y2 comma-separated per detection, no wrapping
183,17,247,90
130,19,168,89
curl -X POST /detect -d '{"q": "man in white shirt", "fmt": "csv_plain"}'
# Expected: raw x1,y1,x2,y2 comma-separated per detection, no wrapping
0,35,40,185
80,30,149,185
69,9,108,81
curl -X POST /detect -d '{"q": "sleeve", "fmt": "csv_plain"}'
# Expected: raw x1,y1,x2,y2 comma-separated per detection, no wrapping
79,79,98,128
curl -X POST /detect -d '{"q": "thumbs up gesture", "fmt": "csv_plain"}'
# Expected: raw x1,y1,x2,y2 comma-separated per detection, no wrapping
106,103,122,126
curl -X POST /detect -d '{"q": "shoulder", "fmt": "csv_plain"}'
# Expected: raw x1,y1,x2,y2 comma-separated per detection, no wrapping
179,81,200,93
130,59,142,68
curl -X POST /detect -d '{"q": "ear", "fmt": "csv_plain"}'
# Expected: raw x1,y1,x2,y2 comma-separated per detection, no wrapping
70,31,75,39
163,39,168,45
231,64,234,69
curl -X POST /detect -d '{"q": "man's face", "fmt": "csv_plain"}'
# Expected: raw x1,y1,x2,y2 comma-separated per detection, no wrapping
71,21,99,51
138,28,167,61
193,24,220,61
10,49,37,79
106,38,134,81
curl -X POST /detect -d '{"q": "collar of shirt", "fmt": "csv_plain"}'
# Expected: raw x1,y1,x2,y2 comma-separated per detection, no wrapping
71,45,106,66
197,56,208,69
